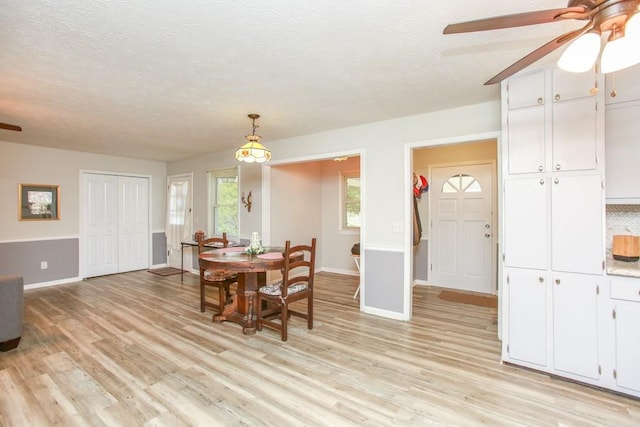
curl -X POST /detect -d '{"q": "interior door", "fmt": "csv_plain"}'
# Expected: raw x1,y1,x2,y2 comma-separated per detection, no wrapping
118,176,149,272
166,174,193,269
429,163,495,294
84,174,119,278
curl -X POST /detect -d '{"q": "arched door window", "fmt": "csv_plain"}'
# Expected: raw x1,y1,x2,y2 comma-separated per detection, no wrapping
441,173,482,193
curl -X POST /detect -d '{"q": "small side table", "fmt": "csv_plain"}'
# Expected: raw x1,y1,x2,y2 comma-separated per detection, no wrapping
352,254,361,299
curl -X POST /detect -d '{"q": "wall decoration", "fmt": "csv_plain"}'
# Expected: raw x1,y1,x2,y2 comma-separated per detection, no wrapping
18,184,60,220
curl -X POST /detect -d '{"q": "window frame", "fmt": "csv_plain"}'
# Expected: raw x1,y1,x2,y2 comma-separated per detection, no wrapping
207,167,239,237
340,170,361,231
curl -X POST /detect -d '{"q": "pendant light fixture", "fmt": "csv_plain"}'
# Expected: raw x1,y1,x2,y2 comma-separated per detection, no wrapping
235,114,271,163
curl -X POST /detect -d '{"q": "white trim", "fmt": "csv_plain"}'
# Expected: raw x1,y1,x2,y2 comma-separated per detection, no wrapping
25,276,82,290
0,236,78,244
318,267,359,276
362,305,405,321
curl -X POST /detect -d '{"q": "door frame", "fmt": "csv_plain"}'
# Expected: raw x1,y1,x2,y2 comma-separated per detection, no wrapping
166,173,194,271
427,160,497,294
79,169,153,279
403,131,502,331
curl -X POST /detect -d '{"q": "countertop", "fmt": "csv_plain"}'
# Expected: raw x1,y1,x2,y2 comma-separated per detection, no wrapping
606,255,640,278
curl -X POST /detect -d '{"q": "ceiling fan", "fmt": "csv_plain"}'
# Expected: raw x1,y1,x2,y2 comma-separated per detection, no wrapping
0,122,22,132
443,0,640,85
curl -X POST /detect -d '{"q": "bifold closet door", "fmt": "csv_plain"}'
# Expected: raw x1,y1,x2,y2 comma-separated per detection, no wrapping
83,173,149,278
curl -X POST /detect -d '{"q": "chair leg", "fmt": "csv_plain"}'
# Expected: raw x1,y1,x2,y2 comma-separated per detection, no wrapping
200,282,206,312
308,294,313,330
256,295,263,331
281,304,288,341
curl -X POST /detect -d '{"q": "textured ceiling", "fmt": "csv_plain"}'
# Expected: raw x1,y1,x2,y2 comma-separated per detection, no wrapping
0,1,582,162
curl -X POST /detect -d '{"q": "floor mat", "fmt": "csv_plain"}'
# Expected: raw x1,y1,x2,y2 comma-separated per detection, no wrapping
148,267,185,277
438,290,497,308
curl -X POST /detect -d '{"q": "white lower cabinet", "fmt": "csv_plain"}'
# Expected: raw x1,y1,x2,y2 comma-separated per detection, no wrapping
505,268,547,366
611,277,640,394
552,274,600,380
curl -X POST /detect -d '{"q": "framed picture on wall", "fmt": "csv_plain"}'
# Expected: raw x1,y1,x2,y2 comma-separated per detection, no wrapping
18,184,60,220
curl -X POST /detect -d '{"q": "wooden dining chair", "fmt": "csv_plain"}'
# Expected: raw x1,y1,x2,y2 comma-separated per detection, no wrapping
256,238,316,341
198,233,237,314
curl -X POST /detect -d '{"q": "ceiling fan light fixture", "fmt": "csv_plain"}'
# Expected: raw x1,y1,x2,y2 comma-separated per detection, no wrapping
601,29,640,73
625,12,640,39
235,114,272,163
558,31,602,73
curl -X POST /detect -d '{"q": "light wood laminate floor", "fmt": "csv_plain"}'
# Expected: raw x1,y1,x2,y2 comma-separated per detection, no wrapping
1,271,639,426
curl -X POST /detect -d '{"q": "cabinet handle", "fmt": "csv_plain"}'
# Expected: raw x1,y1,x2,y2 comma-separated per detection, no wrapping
539,179,545,185
555,164,561,171
555,94,561,101
538,165,543,172
554,178,559,184
539,277,544,283
555,279,561,285
537,97,543,104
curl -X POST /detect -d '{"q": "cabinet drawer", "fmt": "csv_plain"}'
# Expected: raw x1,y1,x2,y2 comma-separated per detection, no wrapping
611,279,640,302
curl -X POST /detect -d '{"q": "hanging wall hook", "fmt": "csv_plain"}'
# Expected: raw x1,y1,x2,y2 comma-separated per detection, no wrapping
241,191,252,212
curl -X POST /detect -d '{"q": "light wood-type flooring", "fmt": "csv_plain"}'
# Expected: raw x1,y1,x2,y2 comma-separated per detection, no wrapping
1,271,639,426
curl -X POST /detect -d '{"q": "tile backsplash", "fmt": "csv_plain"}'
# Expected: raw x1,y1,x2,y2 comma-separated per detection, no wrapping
606,204,640,250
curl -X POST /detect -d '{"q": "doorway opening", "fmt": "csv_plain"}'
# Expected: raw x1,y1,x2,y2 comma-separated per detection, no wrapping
405,132,501,323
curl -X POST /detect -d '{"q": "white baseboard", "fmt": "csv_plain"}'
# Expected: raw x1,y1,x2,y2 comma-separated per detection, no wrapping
25,276,82,290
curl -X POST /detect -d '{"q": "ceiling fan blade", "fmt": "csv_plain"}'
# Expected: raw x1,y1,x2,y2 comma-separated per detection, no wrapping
0,122,22,132
443,6,587,34
484,24,593,86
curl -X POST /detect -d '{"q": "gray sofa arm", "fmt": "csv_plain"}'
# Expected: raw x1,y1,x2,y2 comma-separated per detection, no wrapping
0,275,24,351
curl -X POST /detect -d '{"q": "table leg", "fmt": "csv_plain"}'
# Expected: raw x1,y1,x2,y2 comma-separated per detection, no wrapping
213,272,266,335
181,243,184,282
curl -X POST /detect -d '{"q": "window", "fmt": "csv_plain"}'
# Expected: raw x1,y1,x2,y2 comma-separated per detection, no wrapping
208,168,238,236
442,173,482,193
341,171,361,229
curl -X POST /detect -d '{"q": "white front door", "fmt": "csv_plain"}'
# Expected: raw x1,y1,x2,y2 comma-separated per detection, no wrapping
166,174,193,270
429,163,495,294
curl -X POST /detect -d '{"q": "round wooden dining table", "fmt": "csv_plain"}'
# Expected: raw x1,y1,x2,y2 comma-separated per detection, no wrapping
199,246,289,335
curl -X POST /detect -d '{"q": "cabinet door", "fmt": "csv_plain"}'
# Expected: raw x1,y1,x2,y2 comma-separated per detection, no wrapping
504,178,547,269
615,300,640,393
508,70,545,110
552,97,598,172
605,104,640,201
552,67,596,102
551,174,603,275
506,268,547,366
552,274,600,380
605,63,640,104
507,106,546,174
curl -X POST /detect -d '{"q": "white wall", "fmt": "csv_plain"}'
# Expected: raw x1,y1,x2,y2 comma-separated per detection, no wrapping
0,140,167,240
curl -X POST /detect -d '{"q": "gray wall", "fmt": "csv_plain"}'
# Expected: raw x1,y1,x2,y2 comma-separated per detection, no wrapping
0,239,78,285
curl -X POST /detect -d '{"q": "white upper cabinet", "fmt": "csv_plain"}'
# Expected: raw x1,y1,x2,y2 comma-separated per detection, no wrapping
503,177,547,270
550,174,604,275
605,63,640,105
552,97,598,172
552,67,597,102
605,103,640,202
507,70,545,110
507,106,546,174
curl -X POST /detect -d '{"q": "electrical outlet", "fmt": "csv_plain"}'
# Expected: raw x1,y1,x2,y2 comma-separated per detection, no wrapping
392,221,402,233
41,261,48,269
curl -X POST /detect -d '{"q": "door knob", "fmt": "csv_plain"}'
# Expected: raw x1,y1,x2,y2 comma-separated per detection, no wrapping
484,233,491,238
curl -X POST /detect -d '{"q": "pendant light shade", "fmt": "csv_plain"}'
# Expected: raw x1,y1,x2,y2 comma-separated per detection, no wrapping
235,114,272,163
557,31,601,73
